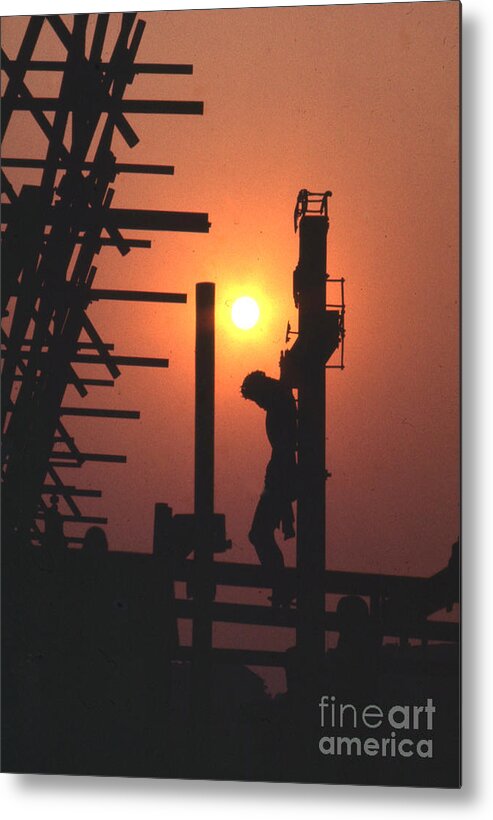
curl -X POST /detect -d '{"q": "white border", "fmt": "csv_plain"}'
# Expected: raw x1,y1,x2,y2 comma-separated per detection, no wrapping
2,0,493,816
0,0,460,17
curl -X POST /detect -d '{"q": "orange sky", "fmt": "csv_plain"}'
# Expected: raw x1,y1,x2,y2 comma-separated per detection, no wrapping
2,3,459,588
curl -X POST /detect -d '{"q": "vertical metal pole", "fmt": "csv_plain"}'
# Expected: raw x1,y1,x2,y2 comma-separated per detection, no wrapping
191,282,215,758
295,216,329,678
152,502,178,731
153,502,178,652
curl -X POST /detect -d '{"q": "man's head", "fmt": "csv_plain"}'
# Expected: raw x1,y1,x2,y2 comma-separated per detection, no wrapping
241,370,275,409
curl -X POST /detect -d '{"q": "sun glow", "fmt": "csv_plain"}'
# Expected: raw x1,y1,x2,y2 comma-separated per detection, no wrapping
231,296,260,330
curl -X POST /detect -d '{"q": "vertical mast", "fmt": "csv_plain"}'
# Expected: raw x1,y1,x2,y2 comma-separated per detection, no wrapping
191,282,215,758
294,192,330,673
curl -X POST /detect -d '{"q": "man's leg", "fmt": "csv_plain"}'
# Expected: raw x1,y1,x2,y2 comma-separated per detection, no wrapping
249,494,295,605
248,494,285,585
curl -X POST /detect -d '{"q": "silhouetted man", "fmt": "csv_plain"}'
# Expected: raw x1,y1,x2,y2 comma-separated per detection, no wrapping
241,371,297,606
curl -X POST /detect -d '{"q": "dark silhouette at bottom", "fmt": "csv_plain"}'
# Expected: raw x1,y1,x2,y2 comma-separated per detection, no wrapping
241,371,297,606
1,519,460,785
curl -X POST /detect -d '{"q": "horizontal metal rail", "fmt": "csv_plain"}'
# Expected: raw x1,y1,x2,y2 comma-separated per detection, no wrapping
41,485,102,498
174,598,459,642
8,98,204,115
173,559,431,596
90,289,187,304
1,158,175,175
1,204,211,233
49,452,127,463
8,60,194,75
14,352,170,368
59,407,140,419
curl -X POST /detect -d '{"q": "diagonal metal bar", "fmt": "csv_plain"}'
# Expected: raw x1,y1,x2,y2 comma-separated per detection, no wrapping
89,13,109,64
1,170,18,204
80,313,121,380
1,16,44,138
1,50,74,165
46,15,73,50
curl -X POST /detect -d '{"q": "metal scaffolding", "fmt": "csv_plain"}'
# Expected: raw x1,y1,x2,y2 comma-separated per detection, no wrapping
1,13,210,546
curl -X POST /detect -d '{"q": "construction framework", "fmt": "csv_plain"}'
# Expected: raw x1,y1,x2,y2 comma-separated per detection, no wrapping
157,192,458,721
1,13,210,547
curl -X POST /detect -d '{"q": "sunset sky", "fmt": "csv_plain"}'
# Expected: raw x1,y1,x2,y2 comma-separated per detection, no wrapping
2,2,459,684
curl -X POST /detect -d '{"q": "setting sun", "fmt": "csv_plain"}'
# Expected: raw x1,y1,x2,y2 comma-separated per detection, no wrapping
231,296,260,330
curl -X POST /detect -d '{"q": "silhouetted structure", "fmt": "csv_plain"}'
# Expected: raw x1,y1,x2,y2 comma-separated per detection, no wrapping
2,517,179,777
191,282,216,757
331,595,380,699
168,192,457,711
1,11,215,778
284,190,343,679
43,493,66,556
172,556,459,664
83,525,109,556
1,12,210,549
